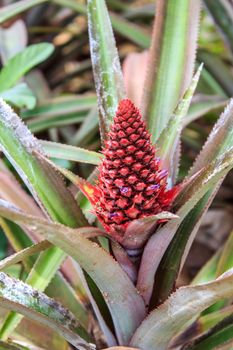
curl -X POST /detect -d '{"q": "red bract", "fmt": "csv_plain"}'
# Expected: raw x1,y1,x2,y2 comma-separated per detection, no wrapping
91,99,176,242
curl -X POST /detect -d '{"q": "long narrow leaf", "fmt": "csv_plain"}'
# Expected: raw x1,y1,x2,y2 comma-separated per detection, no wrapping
87,0,126,140
0,272,92,349
131,268,233,350
0,98,87,338
142,0,201,142
181,314,233,350
41,141,102,165
137,146,233,305
140,99,233,305
157,64,203,185
0,201,146,345
0,99,86,226
0,241,51,271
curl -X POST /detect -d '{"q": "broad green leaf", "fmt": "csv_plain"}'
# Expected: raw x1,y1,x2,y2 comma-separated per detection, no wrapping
45,273,89,331
73,262,117,347
157,64,203,185
0,241,51,271
130,268,233,350
0,0,46,24
142,0,201,142
87,0,126,140
0,272,92,348
0,200,146,345
182,314,233,350
41,140,102,165
0,83,36,109
0,44,54,92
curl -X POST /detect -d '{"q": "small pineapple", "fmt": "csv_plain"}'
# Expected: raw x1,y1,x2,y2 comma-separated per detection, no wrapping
91,99,177,242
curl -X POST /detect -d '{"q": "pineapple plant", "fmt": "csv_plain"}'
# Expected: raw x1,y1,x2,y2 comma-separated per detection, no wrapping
0,0,233,350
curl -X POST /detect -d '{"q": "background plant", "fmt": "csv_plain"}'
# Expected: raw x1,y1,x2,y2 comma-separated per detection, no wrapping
0,1,233,350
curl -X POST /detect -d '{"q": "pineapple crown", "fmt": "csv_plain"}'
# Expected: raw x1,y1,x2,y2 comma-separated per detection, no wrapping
89,99,176,242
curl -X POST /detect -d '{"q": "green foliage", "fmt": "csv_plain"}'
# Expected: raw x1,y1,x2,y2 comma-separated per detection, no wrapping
0,0,233,349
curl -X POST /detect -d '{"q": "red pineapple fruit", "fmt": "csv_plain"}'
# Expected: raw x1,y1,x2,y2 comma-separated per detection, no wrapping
89,99,177,242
